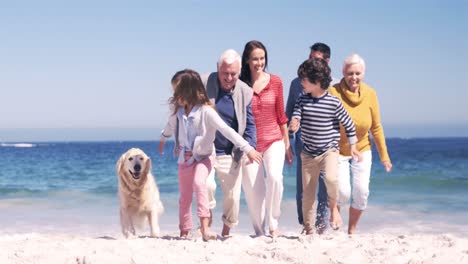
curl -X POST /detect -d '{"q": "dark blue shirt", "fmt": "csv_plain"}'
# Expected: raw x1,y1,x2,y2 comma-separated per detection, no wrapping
214,88,256,155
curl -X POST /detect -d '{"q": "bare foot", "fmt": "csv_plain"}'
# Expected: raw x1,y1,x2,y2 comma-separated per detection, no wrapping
180,230,189,239
303,228,313,235
316,224,326,235
208,210,213,227
202,231,217,242
269,229,280,238
330,208,343,230
221,224,231,238
330,220,342,230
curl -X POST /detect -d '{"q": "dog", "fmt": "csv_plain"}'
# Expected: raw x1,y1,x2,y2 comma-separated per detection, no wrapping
116,148,164,238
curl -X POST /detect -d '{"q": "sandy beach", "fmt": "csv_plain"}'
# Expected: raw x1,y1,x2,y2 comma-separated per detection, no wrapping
1,230,467,264
1,197,468,263
2,139,468,263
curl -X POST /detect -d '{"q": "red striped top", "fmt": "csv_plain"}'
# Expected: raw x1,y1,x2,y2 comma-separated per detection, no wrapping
252,74,288,152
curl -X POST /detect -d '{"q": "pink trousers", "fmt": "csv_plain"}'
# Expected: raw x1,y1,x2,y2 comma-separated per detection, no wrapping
178,157,213,231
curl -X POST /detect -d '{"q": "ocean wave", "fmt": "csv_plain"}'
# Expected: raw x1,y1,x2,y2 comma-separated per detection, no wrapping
379,173,468,190
88,186,117,195
0,187,44,197
1,143,36,148
0,186,116,199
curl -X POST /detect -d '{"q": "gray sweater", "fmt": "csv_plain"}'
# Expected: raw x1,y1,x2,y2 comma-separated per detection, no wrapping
202,72,255,163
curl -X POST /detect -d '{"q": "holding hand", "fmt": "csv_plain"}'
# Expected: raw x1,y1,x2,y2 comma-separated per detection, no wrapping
288,118,300,134
173,146,180,157
285,145,294,165
382,161,392,172
246,149,263,164
158,137,166,154
184,151,193,162
350,144,362,162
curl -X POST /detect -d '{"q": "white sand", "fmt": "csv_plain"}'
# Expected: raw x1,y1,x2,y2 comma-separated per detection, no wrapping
1,231,467,264
2,200,467,263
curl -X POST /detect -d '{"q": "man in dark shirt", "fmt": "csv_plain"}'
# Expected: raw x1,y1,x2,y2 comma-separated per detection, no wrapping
202,49,265,237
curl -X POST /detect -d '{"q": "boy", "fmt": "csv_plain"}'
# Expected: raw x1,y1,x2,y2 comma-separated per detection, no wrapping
289,58,361,234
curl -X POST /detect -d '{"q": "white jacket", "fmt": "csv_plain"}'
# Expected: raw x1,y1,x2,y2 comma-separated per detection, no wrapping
162,105,254,164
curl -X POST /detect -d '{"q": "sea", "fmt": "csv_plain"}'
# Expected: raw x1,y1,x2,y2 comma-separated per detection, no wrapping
1,138,467,237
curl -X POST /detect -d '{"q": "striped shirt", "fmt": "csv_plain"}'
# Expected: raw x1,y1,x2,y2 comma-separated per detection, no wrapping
292,92,357,157
252,74,289,152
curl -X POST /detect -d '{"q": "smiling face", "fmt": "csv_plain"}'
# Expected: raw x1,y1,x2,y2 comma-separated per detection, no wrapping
247,48,266,75
301,77,322,95
125,154,146,180
119,148,151,181
343,63,365,92
218,61,241,91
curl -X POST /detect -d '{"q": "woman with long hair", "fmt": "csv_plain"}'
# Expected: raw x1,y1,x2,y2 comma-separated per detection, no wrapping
240,40,293,236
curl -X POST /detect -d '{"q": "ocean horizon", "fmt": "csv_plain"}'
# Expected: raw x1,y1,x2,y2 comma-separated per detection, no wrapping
1,124,468,142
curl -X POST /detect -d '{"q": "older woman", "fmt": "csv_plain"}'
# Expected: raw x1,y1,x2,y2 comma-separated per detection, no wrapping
329,54,392,234
240,40,293,237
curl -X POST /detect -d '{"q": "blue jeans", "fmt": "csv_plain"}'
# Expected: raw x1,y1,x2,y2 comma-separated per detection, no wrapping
294,131,329,228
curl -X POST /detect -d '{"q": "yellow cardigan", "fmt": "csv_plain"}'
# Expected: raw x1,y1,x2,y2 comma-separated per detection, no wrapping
329,79,390,162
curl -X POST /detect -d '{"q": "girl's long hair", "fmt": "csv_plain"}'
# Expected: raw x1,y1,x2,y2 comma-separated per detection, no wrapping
170,69,211,114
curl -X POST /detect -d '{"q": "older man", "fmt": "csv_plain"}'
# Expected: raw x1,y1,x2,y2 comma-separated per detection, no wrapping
286,42,334,233
202,49,266,237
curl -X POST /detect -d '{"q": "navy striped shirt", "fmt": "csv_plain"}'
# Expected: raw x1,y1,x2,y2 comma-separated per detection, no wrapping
292,92,357,156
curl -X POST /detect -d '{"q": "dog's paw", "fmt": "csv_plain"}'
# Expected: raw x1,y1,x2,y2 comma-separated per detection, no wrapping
150,226,161,238
149,232,160,238
123,232,137,239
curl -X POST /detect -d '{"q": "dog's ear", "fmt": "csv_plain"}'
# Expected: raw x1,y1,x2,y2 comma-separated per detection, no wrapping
116,152,126,176
142,157,152,177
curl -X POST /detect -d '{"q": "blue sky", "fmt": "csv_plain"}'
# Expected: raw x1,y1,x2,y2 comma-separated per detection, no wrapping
1,0,467,141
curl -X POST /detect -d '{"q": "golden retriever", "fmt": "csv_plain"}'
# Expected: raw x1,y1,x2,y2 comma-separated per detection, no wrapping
116,148,164,238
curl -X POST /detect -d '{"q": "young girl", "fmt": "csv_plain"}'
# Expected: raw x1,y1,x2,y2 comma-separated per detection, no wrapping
160,69,262,241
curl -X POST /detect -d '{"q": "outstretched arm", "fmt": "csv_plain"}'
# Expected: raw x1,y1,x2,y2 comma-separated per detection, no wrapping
369,91,392,172
207,107,262,164
159,113,177,154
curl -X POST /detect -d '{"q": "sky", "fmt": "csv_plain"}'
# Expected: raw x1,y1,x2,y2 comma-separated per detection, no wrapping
1,0,467,141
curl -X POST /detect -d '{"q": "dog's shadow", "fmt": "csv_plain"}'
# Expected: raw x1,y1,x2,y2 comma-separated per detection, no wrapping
96,236,117,240
244,234,302,244
276,234,301,240
94,234,301,242
160,235,193,241
95,235,191,241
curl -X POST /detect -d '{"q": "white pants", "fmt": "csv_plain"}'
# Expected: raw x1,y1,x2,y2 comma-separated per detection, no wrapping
337,150,372,210
258,140,285,232
207,154,266,235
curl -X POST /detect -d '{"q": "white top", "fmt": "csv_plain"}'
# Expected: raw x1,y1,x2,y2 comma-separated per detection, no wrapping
162,105,254,164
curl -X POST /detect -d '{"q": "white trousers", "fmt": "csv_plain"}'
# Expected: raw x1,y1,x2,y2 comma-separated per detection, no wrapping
258,140,285,232
337,150,372,210
207,154,266,235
